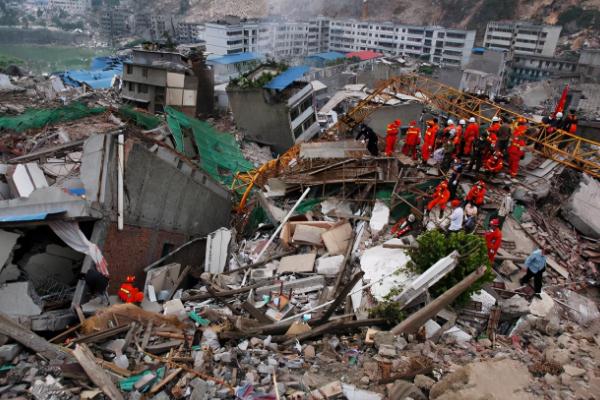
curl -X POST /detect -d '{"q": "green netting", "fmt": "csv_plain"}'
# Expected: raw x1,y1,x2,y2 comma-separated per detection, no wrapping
118,106,161,130
295,198,322,214
0,102,105,133
166,115,184,152
164,106,253,187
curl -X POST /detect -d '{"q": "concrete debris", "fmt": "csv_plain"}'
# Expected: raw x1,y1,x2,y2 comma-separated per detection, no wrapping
562,173,600,238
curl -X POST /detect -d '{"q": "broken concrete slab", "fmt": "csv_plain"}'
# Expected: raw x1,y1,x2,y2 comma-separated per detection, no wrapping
529,291,555,318
321,222,352,255
369,200,390,235
360,239,412,301
0,282,43,316
0,229,20,269
292,224,326,246
0,343,21,361
205,228,231,274
144,263,181,301
315,255,344,276
22,252,77,285
0,263,20,284
562,173,600,238
277,253,316,273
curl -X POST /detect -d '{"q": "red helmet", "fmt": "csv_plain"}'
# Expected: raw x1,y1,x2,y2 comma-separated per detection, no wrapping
451,199,461,207
394,119,402,126
477,180,486,188
410,120,417,126
440,180,448,188
490,218,500,227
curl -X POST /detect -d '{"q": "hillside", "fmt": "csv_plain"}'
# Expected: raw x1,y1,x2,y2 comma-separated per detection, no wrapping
152,0,600,36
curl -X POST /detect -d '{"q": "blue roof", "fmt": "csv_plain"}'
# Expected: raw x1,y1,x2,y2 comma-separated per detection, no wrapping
264,66,310,90
59,56,124,90
307,51,346,61
208,52,263,65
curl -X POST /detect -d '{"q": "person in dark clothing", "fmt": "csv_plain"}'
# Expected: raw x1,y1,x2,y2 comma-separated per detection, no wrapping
468,132,491,173
497,121,512,155
356,124,379,156
448,161,462,200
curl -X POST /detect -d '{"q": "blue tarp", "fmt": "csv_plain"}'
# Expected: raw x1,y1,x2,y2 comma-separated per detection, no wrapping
207,52,263,65
264,66,310,90
0,209,66,223
59,56,124,90
306,51,345,61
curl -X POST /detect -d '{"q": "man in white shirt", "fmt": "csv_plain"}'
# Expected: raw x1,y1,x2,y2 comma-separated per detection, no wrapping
448,199,464,233
497,186,514,228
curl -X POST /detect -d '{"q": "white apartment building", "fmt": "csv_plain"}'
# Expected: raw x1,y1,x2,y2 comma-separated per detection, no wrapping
328,20,475,67
201,17,475,67
204,18,260,56
48,0,91,14
483,21,562,57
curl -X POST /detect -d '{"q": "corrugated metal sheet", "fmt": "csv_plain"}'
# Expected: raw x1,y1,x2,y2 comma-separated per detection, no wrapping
204,228,231,274
208,52,263,65
264,66,310,90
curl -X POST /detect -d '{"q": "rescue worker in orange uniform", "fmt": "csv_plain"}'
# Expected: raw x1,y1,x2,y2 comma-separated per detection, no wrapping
463,117,479,156
485,150,504,174
385,120,400,156
440,119,456,148
465,180,486,206
513,117,528,140
507,137,525,177
487,127,498,150
421,118,438,162
485,218,502,263
402,120,421,160
564,110,578,134
488,116,501,137
427,180,450,211
453,119,465,156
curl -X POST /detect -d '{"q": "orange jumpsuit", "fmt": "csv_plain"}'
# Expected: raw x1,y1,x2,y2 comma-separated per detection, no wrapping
485,228,502,263
488,122,501,137
453,124,463,156
422,123,438,161
485,154,503,173
487,132,498,151
427,182,450,211
402,126,421,159
463,123,479,155
465,184,486,205
507,139,525,177
385,123,399,156
513,124,527,140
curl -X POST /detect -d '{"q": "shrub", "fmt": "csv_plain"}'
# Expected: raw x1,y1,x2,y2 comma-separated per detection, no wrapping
407,230,493,305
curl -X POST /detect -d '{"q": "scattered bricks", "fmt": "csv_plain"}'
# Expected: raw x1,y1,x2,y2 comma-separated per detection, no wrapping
0,343,21,362
303,345,316,359
413,374,435,391
378,344,397,358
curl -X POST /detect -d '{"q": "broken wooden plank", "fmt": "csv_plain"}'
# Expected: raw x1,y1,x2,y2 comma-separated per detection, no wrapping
146,340,183,355
149,367,183,394
292,224,326,246
0,311,69,360
391,266,486,335
321,223,352,255
73,344,124,400
241,301,272,324
318,271,364,324
546,256,570,279
255,276,325,296
72,324,131,344
184,279,278,301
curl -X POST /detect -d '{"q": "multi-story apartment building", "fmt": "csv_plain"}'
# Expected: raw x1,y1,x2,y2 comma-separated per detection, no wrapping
121,48,209,115
508,53,578,87
483,21,562,57
100,7,129,43
204,17,260,56
47,0,90,14
328,20,475,67
176,22,204,44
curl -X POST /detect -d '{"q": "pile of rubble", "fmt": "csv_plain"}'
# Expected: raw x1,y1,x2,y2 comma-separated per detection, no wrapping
1,72,599,400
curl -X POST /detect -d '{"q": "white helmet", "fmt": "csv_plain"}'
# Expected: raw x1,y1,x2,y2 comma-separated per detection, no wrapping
459,119,466,125
556,112,563,118
469,117,476,123
492,116,500,122
447,119,454,125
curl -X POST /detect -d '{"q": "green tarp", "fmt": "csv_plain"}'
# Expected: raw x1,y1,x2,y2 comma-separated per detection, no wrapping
118,106,161,130
164,106,253,187
0,102,105,132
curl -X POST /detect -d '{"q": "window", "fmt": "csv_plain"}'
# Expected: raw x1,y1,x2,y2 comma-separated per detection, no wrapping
142,67,148,78
128,81,134,91
126,64,133,74
138,84,148,94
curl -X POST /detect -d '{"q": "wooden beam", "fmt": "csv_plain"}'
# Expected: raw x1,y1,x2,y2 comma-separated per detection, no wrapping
318,271,364,324
72,344,124,400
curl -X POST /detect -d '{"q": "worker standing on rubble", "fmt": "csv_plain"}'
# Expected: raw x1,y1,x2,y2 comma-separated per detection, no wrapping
497,119,512,154
448,162,462,200
448,199,464,233
520,248,547,298
465,180,486,206
468,131,491,173
513,117,528,140
484,150,504,176
496,185,514,228
422,118,438,162
441,134,455,171
488,116,501,137
485,218,502,263
463,117,479,156
564,110,578,134
463,201,478,233
453,119,465,156
507,137,525,177
402,120,421,160
356,123,379,156
427,180,450,214
440,119,455,147
385,120,400,156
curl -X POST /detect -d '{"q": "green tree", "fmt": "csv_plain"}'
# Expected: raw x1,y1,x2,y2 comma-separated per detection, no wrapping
408,230,493,305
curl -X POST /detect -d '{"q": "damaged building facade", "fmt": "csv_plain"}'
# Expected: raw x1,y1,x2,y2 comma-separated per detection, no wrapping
0,130,231,330
227,66,320,153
